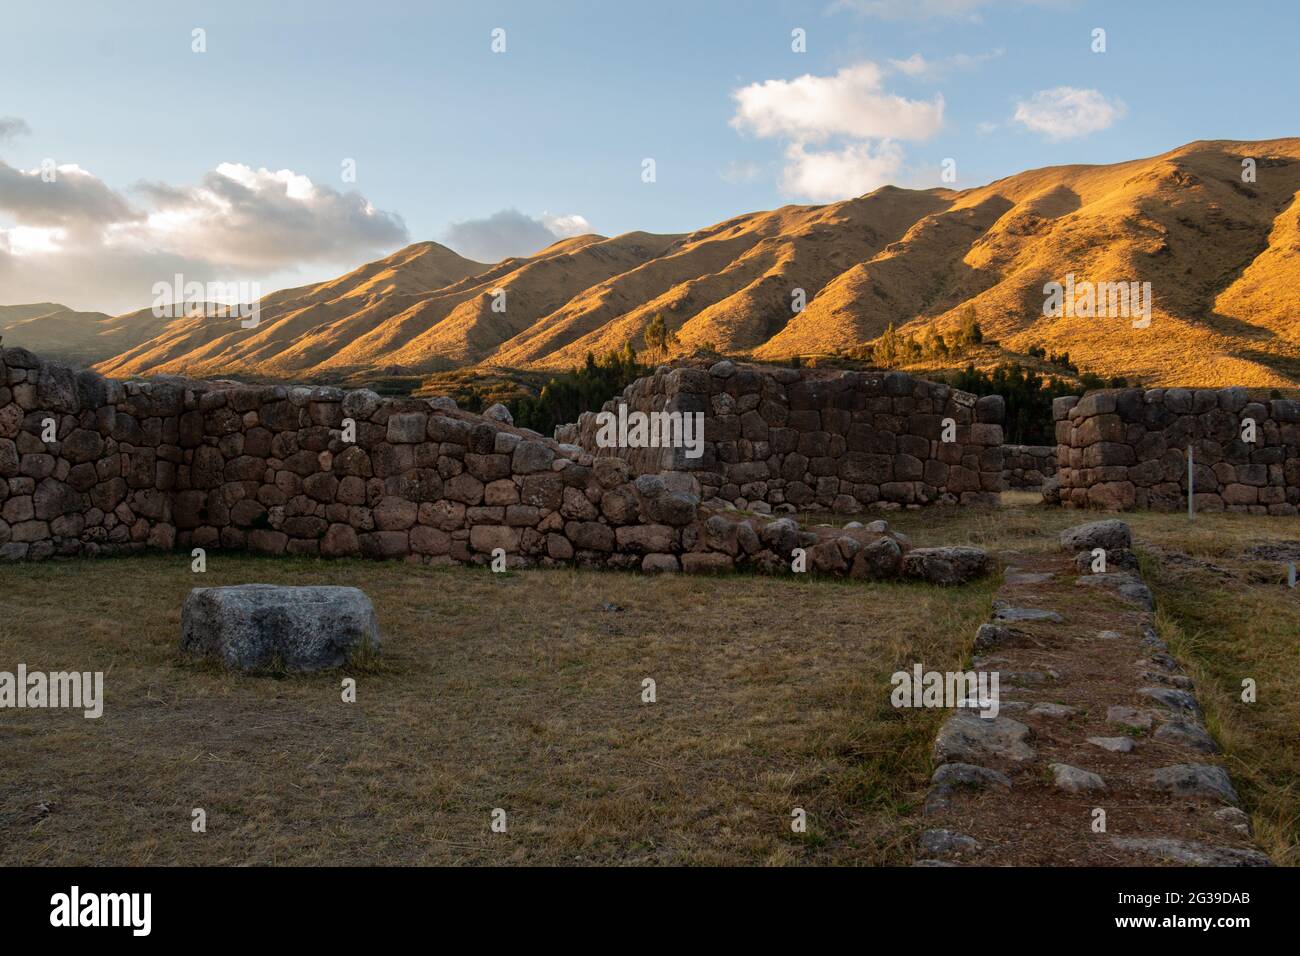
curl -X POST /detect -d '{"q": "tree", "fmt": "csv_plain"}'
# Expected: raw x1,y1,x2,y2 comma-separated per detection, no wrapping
506,344,647,434
643,314,679,357
955,304,982,347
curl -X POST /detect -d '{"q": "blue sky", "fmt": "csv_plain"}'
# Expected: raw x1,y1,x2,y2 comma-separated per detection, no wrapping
2,0,1297,312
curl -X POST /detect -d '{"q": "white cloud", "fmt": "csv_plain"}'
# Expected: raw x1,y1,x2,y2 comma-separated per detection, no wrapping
0,157,408,313
731,63,944,142
730,62,941,201
780,141,905,201
1012,87,1126,140
442,208,593,263
540,212,592,239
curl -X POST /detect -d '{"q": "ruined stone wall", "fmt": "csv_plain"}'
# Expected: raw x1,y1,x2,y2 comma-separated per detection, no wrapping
559,361,1005,513
1053,388,1300,513
0,347,177,561
0,347,989,584
1001,445,1057,488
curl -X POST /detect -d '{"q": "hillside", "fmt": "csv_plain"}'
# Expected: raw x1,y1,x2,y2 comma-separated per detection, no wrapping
5,138,1300,388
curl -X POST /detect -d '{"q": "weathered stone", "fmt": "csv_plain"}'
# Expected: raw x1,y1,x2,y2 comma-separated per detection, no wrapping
918,829,980,859
930,762,1011,790
1153,720,1217,753
1148,764,1239,803
681,552,734,574
386,412,428,444
1060,519,1132,552
641,553,679,573
1107,706,1154,731
993,606,1063,623
180,584,379,672
1140,686,1201,718
973,623,1012,651
1050,763,1106,792
1110,837,1270,867
849,536,903,579
902,546,988,585
565,521,615,552
512,440,556,474
933,713,1034,765
1074,572,1154,609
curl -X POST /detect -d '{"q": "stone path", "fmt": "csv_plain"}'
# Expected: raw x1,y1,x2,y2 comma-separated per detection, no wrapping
916,519,1271,866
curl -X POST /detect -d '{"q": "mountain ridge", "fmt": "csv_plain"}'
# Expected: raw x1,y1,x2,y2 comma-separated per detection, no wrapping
5,138,1300,388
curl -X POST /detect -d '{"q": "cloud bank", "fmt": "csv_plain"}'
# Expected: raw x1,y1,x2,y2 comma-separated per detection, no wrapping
0,136,409,313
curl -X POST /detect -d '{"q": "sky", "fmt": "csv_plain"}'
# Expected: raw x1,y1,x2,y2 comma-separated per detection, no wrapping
1,0,1297,314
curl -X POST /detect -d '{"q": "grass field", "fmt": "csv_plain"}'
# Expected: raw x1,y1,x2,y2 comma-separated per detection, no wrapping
0,550,993,865
1,496,1296,865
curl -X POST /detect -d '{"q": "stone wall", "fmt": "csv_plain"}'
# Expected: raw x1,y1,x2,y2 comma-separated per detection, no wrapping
0,347,989,584
558,361,1005,513
1001,445,1057,488
1053,388,1300,513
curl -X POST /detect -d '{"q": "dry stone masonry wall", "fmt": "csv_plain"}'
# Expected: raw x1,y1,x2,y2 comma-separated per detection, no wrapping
559,361,1006,513
1001,445,1057,489
0,347,989,585
1054,388,1300,513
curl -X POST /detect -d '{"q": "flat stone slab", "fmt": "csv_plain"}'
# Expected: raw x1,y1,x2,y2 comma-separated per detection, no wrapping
933,713,1034,766
1074,573,1155,610
1154,720,1218,753
1148,764,1239,804
1088,736,1136,753
1107,705,1154,731
1003,567,1054,585
993,606,1064,624
930,762,1012,790
181,584,380,673
1050,763,1106,792
1111,837,1271,867
1140,686,1202,717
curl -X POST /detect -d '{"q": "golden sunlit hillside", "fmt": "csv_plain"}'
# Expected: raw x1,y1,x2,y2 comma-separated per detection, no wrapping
6,139,1300,388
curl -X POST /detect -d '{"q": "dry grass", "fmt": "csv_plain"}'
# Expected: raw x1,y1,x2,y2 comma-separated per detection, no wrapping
3,496,1296,865
0,554,991,866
